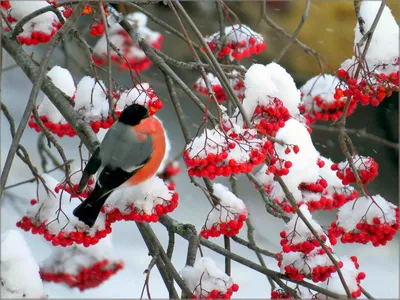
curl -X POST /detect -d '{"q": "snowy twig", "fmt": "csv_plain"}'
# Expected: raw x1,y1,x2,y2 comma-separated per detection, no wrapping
275,175,352,298
215,0,226,56
362,287,376,300
311,124,399,150
274,0,310,63
230,234,279,259
166,231,175,260
353,0,365,36
262,0,325,73
224,236,231,275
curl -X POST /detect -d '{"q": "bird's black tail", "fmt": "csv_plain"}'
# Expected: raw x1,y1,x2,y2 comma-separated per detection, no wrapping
73,185,111,228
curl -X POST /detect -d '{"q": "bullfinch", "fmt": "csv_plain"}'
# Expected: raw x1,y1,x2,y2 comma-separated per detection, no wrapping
73,103,166,227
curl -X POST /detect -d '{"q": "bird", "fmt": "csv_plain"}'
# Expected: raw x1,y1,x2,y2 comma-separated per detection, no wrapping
73,103,166,228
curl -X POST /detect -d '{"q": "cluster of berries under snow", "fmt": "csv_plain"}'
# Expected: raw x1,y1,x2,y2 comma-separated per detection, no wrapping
1,230,47,298
39,236,123,291
92,12,163,72
200,184,247,239
204,24,266,60
279,206,340,283
1,1,63,45
181,257,239,299
193,71,245,103
328,195,399,247
331,155,378,185
28,66,163,137
338,2,399,107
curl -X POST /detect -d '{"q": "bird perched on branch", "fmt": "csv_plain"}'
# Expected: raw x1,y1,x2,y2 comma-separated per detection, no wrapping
73,104,166,227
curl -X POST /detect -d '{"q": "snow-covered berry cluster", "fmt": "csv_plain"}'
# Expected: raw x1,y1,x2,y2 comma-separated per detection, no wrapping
200,184,247,239
271,284,314,299
92,12,163,72
102,176,179,224
204,24,266,60
2,1,63,45
299,75,357,124
279,206,339,282
181,257,239,300
328,195,399,247
317,257,366,299
184,125,273,180
338,2,399,107
16,174,112,247
59,2,107,18
332,155,378,185
193,71,245,103
90,21,105,37
39,236,123,291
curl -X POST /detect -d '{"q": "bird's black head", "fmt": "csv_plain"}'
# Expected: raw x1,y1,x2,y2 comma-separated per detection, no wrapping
118,104,149,126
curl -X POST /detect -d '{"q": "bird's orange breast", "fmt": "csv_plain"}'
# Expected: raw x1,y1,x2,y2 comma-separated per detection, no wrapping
127,117,166,185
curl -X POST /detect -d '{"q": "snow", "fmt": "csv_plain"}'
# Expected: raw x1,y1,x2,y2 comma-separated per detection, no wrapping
206,24,263,45
204,183,247,229
341,1,399,75
40,235,118,275
7,1,61,37
104,176,174,216
338,155,373,171
273,119,320,193
180,257,233,296
38,66,75,124
116,83,153,111
337,195,397,232
240,63,300,125
300,75,340,111
283,205,325,244
74,76,109,121
1,230,47,298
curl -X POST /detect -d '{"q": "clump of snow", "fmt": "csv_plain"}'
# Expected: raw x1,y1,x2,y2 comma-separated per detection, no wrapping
273,119,320,194
104,176,174,216
74,76,109,121
204,183,247,229
337,195,397,232
283,205,325,244
41,235,117,275
37,66,75,124
341,1,399,75
206,24,263,46
1,230,47,299
241,63,301,123
300,75,340,110
181,257,233,297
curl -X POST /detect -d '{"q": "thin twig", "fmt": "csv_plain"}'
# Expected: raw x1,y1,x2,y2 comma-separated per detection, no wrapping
274,0,311,63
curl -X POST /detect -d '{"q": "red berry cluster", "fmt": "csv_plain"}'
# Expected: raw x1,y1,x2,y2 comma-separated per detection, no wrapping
251,99,291,137
184,140,273,180
194,81,226,103
90,22,105,36
280,231,330,255
206,35,266,60
316,158,325,168
104,192,179,224
308,190,359,212
329,212,399,247
159,161,181,190
17,22,63,46
62,3,107,18
55,178,95,198
16,215,112,247
331,156,378,185
0,0,10,10
40,260,123,291
283,260,342,283
200,214,247,239
271,289,291,299
337,68,399,107
266,158,293,177
299,93,357,125
190,283,239,300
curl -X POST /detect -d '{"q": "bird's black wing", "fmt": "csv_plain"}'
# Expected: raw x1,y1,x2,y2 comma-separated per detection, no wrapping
77,146,102,192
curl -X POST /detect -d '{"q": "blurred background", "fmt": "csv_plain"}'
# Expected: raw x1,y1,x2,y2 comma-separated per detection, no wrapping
1,1,399,298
